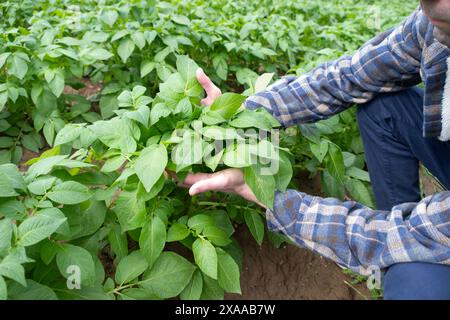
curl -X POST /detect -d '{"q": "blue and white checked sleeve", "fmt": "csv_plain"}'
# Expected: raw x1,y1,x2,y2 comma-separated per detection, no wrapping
266,190,450,275
244,8,426,127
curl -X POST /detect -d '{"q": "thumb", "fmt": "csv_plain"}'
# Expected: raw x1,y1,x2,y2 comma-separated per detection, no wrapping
196,68,221,97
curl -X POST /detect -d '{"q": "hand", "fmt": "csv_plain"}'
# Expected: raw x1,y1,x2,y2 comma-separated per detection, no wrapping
182,168,267,209
196,68,222,106
191,71,265,208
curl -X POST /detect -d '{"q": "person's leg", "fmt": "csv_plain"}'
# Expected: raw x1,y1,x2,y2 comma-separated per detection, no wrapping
356,87,450,299
357,87,450,210
383,262,450,299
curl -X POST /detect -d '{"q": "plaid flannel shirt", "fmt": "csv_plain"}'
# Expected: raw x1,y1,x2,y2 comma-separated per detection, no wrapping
244,8,450,275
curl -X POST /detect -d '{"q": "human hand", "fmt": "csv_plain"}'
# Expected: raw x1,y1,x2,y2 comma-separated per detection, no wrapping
182,168,267,209
192,70,266,209
196,68,222,106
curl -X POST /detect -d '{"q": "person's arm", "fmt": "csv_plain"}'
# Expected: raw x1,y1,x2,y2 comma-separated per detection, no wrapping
244,8,426,126
184,169,450,275
268,189,450,275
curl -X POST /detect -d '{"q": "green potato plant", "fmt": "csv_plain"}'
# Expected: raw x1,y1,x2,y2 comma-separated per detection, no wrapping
0,0,417,300
0,55,292,300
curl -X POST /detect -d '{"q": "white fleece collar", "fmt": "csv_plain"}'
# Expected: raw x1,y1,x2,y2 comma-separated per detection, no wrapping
439,57,450,141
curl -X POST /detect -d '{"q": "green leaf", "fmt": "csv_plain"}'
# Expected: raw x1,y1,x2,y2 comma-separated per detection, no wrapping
230,109,273,131
8,53,28,80
55,285,111,300
17,208,67,246
25,155,68,181
141,60,155,78
172,15,191,26
244,163,276,209
0,219,12,253
47,181,92,205
180,269,203,300
274,151,293,192
254,73,275,93
43,121,55,146
134,144,167,193
0,276,6,300
139,216,166,268
108,224,128,261
101,154,126,173
64,199,106,239
201,126,240,140
321,171,345,199
0,52,11,69
167,223,190,242
244,211,264,245
117,38,135,63
212,54,228,80
115,250,149,284
0,136,14,148
177,55,199,82
28,176,56,195
209,210,234,237
223,143,253,168
174,97,192,116
54,124,83,146
144,30,157,45
0,255,26,286
124,105,150,127
158,73,185,108
200,274,224,300
150,103,171,125
113,188,147,232
40,239,59,265
192,238,217,280
203,226,231,247
8,279,57,300
210,93,246,120
99,94,119,119
204,148,224,172
346,167,371,182
171,132,203,171
141,252,195,299
0,163,26,190
345,179,374,208
326,143,345,183
111,30,129,42
187,214,214,233
88,48,113,60
56,244,96,287
101,10,118,26
117,88,133,108
0,172,19,197
21,133,42,152
201,110,226,126
131,31,146,50
49,73,65,97
89,118,138,154
216,248,241,294
310,140,329,163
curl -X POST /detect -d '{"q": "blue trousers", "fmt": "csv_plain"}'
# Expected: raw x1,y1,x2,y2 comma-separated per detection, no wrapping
357,87,450,300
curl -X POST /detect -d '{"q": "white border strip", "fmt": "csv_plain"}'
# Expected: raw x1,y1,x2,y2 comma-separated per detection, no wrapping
439,57,450,141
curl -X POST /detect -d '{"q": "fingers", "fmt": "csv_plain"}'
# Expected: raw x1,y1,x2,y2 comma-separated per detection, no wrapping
196,68,221,106
183,172,213,186
196,68,214,91
189,174,229,196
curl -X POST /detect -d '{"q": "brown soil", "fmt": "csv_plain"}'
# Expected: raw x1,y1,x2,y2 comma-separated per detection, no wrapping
63,78,102,100
18,148,41,171
225,225,370,300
